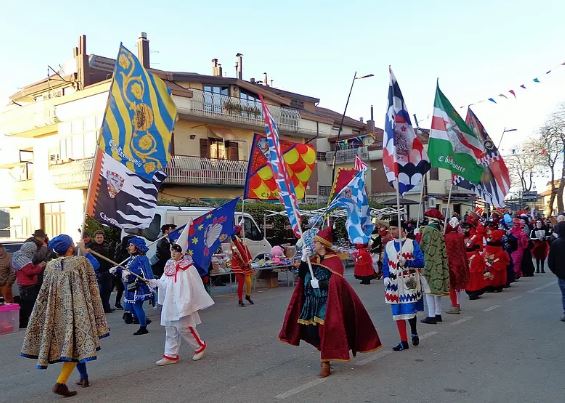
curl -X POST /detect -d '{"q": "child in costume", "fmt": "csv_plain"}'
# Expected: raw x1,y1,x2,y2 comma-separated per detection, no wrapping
231,225,254,307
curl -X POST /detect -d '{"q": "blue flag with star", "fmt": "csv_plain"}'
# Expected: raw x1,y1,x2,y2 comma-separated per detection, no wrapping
184,198,239,273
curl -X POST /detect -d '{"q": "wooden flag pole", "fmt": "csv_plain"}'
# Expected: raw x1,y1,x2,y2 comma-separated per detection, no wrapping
395,182,403,244
415,182,425,230
443,182,454,234
88,249,149,284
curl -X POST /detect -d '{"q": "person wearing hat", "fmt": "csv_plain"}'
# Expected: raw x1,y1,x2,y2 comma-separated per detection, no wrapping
279,226,382,377
153,224,178,278
353,243,377,285
230,225,254,307
382,217,424,351
20,234,109,398
420,209,450,324
25,229,51,265
148,243,214,366
464,224,487,300
530,219,550,274
111,236,155,335
444,217,469,314
510,217,528,280
483,229,510,293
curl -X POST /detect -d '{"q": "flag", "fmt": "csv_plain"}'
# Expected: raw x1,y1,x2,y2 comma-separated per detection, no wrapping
488,98,497,104
176,198,239,273
429,84,486,185
167,224,187,244
259,95,302,238
452,108,511,207
383,68,430,195
328,167,357,201
354,155,367,171
327,167,373,244
86,44,177,229
244,133,316,200
509,90,516,98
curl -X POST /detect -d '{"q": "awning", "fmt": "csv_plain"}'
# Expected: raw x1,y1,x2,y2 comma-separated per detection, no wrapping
207,126,238,141
381,197,420,206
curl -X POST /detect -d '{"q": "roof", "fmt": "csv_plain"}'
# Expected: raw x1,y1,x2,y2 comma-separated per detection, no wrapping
314,106,366,129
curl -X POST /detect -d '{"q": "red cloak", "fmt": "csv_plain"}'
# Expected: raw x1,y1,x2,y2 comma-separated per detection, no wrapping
483,245,509,289
279,254,381,361
353,246,376,279
465,251,487,293
444,231,470,290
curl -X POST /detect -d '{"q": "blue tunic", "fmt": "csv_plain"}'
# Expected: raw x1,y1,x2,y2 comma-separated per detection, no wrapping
123,255,155,303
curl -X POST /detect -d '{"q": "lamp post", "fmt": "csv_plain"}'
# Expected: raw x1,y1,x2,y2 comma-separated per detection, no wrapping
330,72,374,185
498,127,517,149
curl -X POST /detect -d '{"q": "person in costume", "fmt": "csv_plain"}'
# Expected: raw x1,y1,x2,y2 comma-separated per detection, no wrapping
483,229,510,293
519,215,536,277
382,218,424,351
279,227,381,377
463,224,487,300
112,236,155,335
353,243,377,284
419,209,450,324
444,217,469,314
20,234,109,398
510,217,528,279
230,225,254,307
369,225,383,278
149,243,214,366
530,219,550,274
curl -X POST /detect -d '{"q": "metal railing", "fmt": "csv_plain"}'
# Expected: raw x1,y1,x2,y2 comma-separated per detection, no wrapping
175,89,303,133
49,157,93,189
0,102,57,136
325,146,369,164
165,155,247,186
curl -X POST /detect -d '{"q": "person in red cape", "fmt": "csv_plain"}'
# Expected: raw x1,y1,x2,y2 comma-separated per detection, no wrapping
444,217,469,314
279,227,381,378
483,229,509,292
462,223,487,300
353,244,377,285
231,225,254,307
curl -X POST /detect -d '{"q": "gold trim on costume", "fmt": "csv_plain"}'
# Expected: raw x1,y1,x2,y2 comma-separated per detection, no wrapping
297,316,325,326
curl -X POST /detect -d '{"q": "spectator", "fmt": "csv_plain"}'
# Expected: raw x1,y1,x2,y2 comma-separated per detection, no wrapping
548,221,565,322
12,242,46,327
112,235,134,311
87,230,114,313
0,243,15,302
25,229,50,264
152,224,177,278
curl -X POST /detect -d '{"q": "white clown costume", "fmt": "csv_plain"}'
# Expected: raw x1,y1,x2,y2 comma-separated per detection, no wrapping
152,254,214,365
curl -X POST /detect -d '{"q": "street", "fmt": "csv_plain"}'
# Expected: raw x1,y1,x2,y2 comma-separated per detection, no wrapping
1,267,564,403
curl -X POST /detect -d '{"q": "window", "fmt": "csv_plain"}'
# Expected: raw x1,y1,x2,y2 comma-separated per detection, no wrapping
54,116,99,162
429,167,439,180
243,216,263,241
203,85,229,114
316,151,326,161
40,202,66,238
200,138,239,160
318,186,332,197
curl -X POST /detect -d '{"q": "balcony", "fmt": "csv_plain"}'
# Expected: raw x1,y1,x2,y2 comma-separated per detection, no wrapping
48,155,247,189
174,89,320,137
0,102,58,137
165,155,247,186
325,146,369,164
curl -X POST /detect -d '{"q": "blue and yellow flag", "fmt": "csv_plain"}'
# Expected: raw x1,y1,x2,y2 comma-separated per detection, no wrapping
98,44,177,180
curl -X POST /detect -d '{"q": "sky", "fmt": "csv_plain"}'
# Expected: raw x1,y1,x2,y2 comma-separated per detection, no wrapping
1,0,564,190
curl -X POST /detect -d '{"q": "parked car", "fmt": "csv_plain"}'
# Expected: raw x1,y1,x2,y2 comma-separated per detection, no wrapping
0,240,24,254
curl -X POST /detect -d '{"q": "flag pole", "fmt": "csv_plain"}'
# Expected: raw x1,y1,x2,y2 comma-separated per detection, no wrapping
415,182,425,229
395,182,403,244
443,181,454,234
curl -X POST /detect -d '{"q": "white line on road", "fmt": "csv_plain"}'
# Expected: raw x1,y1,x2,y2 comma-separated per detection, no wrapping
507,295,523,302
275,378,327,400
450,316,473,326
483,305,500,312
527,282,556,294
419,331,438,340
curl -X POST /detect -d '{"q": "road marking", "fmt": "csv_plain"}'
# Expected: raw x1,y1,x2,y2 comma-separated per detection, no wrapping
483,305,500,312
275,378,327,400
507,295,523,302
450,316,473,326
527,282,556,294
419,331,438,340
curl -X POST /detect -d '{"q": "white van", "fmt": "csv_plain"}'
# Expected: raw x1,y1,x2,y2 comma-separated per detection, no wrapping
121,206,271,264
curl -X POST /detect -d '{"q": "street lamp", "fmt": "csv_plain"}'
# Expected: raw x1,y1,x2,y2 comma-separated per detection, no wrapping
331,72,375,184
498,127,517,149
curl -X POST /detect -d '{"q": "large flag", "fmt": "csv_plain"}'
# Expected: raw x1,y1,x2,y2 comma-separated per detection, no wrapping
244,133,316,200
383,68,430,195
452,108,511,207
176,198,239,273
429,84,486,184
259,95,302,238
328,167,357,201
327,167,373,244
86,44,177,228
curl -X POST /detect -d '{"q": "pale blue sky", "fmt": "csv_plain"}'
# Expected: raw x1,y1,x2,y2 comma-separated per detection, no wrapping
2,0,565,179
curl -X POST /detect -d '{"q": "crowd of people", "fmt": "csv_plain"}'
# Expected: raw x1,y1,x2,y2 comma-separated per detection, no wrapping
1,206,564,397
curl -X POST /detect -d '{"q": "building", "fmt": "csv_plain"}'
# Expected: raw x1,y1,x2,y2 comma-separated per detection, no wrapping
0,33,367,239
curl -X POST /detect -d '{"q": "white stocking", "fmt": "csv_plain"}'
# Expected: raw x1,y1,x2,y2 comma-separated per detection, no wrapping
425,294,436,317
434,296,442,315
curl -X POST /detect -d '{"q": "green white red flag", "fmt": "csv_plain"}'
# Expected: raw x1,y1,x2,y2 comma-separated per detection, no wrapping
429,84,486,184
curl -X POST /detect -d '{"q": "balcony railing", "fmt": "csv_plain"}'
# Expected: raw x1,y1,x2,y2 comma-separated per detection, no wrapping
0,102,57,136
165,155,247,186
325,146,369,164
48,155,247,189
175,89,308,135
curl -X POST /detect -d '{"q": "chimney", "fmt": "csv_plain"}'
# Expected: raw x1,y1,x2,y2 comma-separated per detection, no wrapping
137,32,150,68
250,77,255,84
74,34,90,90
263,72,268,87
235,53,243,79
212,58,223,76
366,105,375,132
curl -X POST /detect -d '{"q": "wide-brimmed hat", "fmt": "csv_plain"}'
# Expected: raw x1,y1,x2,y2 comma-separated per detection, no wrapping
424,208,444,222
32,229,47,238
314,227,334,249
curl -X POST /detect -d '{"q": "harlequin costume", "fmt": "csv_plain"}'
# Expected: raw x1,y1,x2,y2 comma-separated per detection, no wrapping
382,218,424,351
231,226,254,307
419,209,450,324
21,234,109,398
353,243,377,284
483,229,509,292
279,227,381,377
444,218,469,314
151,247,214,366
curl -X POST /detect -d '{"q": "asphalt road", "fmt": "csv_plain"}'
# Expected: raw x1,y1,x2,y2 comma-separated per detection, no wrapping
1,265,563,403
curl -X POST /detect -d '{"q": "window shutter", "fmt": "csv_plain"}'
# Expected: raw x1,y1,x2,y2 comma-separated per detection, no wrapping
227,141,239,161
200,138,210,158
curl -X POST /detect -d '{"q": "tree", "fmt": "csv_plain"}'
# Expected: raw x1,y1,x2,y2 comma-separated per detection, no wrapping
506,138,545,194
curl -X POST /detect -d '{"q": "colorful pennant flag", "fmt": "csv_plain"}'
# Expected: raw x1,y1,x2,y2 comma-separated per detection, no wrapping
244,133,315,200
452,108,511,207
429,84,486,185
328,167,357,201
259,95,302,238
86,44,177,229
383,68,430,195
488,98,497,104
